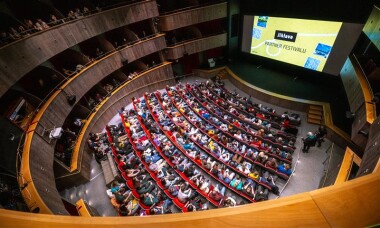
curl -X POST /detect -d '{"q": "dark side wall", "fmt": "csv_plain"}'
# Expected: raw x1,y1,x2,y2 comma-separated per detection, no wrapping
0,116,21,176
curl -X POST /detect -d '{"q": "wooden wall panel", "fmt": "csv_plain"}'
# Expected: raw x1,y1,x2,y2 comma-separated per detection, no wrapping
0,0,159,97
340,58,365,113
351,104,369,149
165,33,227,60
29,135,69,215
357,115,380,177
158,2,227,31
40,35,166,131
310,172,380,228
226,68,310,112
3,172,380,227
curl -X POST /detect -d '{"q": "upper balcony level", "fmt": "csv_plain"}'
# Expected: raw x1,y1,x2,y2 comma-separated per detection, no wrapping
165,32,227,59
0,0,159,97
158,2,227,31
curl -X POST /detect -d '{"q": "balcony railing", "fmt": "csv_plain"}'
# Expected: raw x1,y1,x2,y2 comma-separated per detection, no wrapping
0,0,150,48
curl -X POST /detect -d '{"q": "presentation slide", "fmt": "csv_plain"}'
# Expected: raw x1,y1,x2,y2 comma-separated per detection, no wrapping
249,16,342,72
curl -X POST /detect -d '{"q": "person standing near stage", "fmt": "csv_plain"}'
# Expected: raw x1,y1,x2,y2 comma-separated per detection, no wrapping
302,132,317,153
315,125,327,147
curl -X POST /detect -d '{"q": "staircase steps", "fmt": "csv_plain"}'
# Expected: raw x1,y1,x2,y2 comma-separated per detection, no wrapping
307,105,324,125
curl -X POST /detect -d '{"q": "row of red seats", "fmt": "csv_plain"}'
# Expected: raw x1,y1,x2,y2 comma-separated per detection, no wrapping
185,86,294,163
132,98,224,208
143,93,256,202
193,84,296,150
169,87,290,180
207,83,301,127
155,90,273,191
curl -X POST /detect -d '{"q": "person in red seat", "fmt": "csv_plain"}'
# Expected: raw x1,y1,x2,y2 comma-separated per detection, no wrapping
221,196,236,207
251,137,262,148
209,184,225,202
194,154,202,165
242,182,255,199
177,184,192,203
256,129,265,138
221,135,228,145
256,112,265,120
265,158,278,170
281,116,292,130
257,151,269,164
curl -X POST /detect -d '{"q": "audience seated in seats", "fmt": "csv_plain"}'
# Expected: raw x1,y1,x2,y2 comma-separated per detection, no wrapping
259,172,279,195
257,151,269,164
114,188,132,204
265,158,278,169
229,175,243,191
150,199,172,215
177,184,193,203
255,185,269,202
222,196,236,207
102,81,304,215
141,191,159,206
277,163,292,176
209,184,225,202
106,180,125,198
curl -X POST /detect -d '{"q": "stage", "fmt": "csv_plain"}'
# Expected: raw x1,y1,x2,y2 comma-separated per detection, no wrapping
226,59,352,134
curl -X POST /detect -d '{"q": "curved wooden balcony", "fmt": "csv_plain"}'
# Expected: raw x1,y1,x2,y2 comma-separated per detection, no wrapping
158,2,227,31
0,0,159,97
165,33,227,59
19,35,167,215
2,171,379,227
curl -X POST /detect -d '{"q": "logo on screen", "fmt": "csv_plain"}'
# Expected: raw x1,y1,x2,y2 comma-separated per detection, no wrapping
257,16,268,28
274,30,297,42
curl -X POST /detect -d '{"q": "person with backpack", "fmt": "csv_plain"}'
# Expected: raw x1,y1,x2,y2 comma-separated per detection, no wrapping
302,132,317,153
315,125,327,147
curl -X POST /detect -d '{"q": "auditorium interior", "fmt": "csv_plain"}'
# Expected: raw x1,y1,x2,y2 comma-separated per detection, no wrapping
0,0,379,227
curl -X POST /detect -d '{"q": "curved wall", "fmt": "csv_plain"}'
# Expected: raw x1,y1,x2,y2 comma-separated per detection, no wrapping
0,0,159,97
158,2,227,31
36,34,166,133
20,35,167,214
165,33,227,59
4,171,380,227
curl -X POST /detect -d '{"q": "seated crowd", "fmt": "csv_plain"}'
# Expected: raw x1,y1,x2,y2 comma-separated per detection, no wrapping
0,6,92,47
165,85,294,177
86,80,299,216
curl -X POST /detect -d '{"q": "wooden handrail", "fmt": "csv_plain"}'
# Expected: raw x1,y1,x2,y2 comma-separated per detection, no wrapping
3,171,380,227
159,1,226,16
166,33,227,49
350,55,377,124
335,147,355,184
0,0,156,49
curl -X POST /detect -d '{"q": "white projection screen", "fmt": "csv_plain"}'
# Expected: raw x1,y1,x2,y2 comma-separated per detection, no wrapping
241,15,363,75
